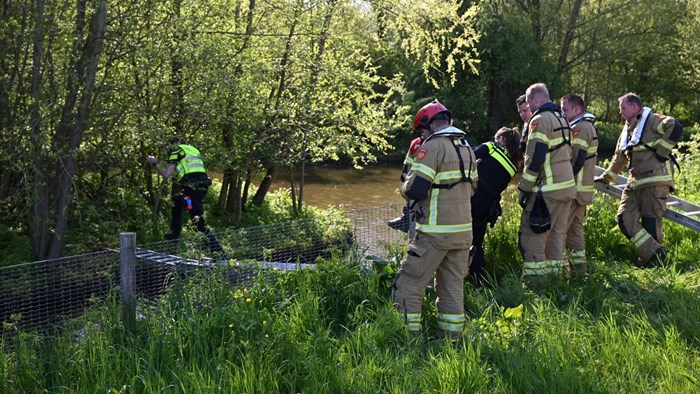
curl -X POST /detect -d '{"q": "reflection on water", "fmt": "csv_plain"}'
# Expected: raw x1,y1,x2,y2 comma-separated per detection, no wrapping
270,165,405,211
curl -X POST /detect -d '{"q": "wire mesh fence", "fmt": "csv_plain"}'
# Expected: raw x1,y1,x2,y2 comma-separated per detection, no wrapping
0,204,408,335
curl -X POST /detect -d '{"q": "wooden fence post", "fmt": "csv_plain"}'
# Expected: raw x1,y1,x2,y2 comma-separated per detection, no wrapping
120,232,137,332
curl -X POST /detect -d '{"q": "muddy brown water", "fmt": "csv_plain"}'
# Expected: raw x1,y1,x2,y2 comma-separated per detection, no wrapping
267,164,405,210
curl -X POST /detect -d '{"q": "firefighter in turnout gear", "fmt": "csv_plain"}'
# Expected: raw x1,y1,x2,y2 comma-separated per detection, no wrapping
595,93,682,268
518,83,581,285
148,139,222,254
392,101,477,339
561,94,598,276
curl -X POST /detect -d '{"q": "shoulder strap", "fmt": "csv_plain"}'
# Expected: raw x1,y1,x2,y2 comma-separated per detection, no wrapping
432,137,474,189
640,142,681,173
548,113,571,153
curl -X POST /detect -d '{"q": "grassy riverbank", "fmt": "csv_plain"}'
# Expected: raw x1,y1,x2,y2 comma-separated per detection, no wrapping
3,135,700,392
3,190,700,392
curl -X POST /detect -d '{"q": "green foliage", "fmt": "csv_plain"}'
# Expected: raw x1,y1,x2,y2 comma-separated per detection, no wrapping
386,0,481,88
675,130,700,202
595,122,623,153
3,249,700,392
481,188,524,278
0,227,32,267
6,0,700,262
161,186,354,263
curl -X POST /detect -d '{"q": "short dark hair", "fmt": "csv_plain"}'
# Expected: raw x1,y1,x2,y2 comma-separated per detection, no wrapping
516,94,527,106
561,93,586,111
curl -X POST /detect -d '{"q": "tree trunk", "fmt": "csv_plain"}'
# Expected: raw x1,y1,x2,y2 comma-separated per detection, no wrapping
556,0,583,74
29,0,107,260
252,166,275,207
252,1,302,206
289,166,298,214
171,0,185,135
240,168,250,217
218,169,232,210
217,0,256,214
29,0,48,259
225,168,239,212
298,158,305,212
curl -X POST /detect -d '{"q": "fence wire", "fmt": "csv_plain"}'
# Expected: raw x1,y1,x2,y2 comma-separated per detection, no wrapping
1,205,408,334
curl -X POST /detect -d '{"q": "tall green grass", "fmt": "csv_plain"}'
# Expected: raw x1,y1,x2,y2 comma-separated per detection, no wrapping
3,254,700,392
3,170,700,392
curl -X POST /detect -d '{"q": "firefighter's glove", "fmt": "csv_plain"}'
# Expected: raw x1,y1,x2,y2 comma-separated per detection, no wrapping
518,191,529,209
593,175,608,184
486,201,502,228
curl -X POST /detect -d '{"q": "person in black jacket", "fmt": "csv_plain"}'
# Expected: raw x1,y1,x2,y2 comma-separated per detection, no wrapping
469,127,523,286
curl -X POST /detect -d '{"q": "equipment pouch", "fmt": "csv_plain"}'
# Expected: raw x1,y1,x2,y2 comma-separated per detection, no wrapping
529,190,551,234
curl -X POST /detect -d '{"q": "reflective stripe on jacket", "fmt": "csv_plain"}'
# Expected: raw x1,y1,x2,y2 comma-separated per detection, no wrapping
570,114,598,204
473,141,517,199
401,126,476,247
168,144,206,180
601,110,679,190
519,103,576,199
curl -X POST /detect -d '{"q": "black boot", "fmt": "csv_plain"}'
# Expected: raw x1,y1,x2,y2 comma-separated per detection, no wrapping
647,247,668,267
636,247,668,268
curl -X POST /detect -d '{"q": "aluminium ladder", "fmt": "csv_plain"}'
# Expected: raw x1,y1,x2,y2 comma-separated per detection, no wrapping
593,165,700,232
134,248,314,270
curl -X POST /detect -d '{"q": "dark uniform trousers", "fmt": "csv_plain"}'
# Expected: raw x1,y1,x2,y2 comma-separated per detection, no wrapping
469,191,498,284
171,174,221,253
171,184,207,234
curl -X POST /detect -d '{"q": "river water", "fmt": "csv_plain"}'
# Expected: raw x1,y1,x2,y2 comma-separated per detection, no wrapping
268,164,409,257
269,164,406,211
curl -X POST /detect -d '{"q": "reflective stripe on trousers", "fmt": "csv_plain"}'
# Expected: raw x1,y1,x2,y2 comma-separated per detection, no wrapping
522,259,563,276
438,313,465,334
